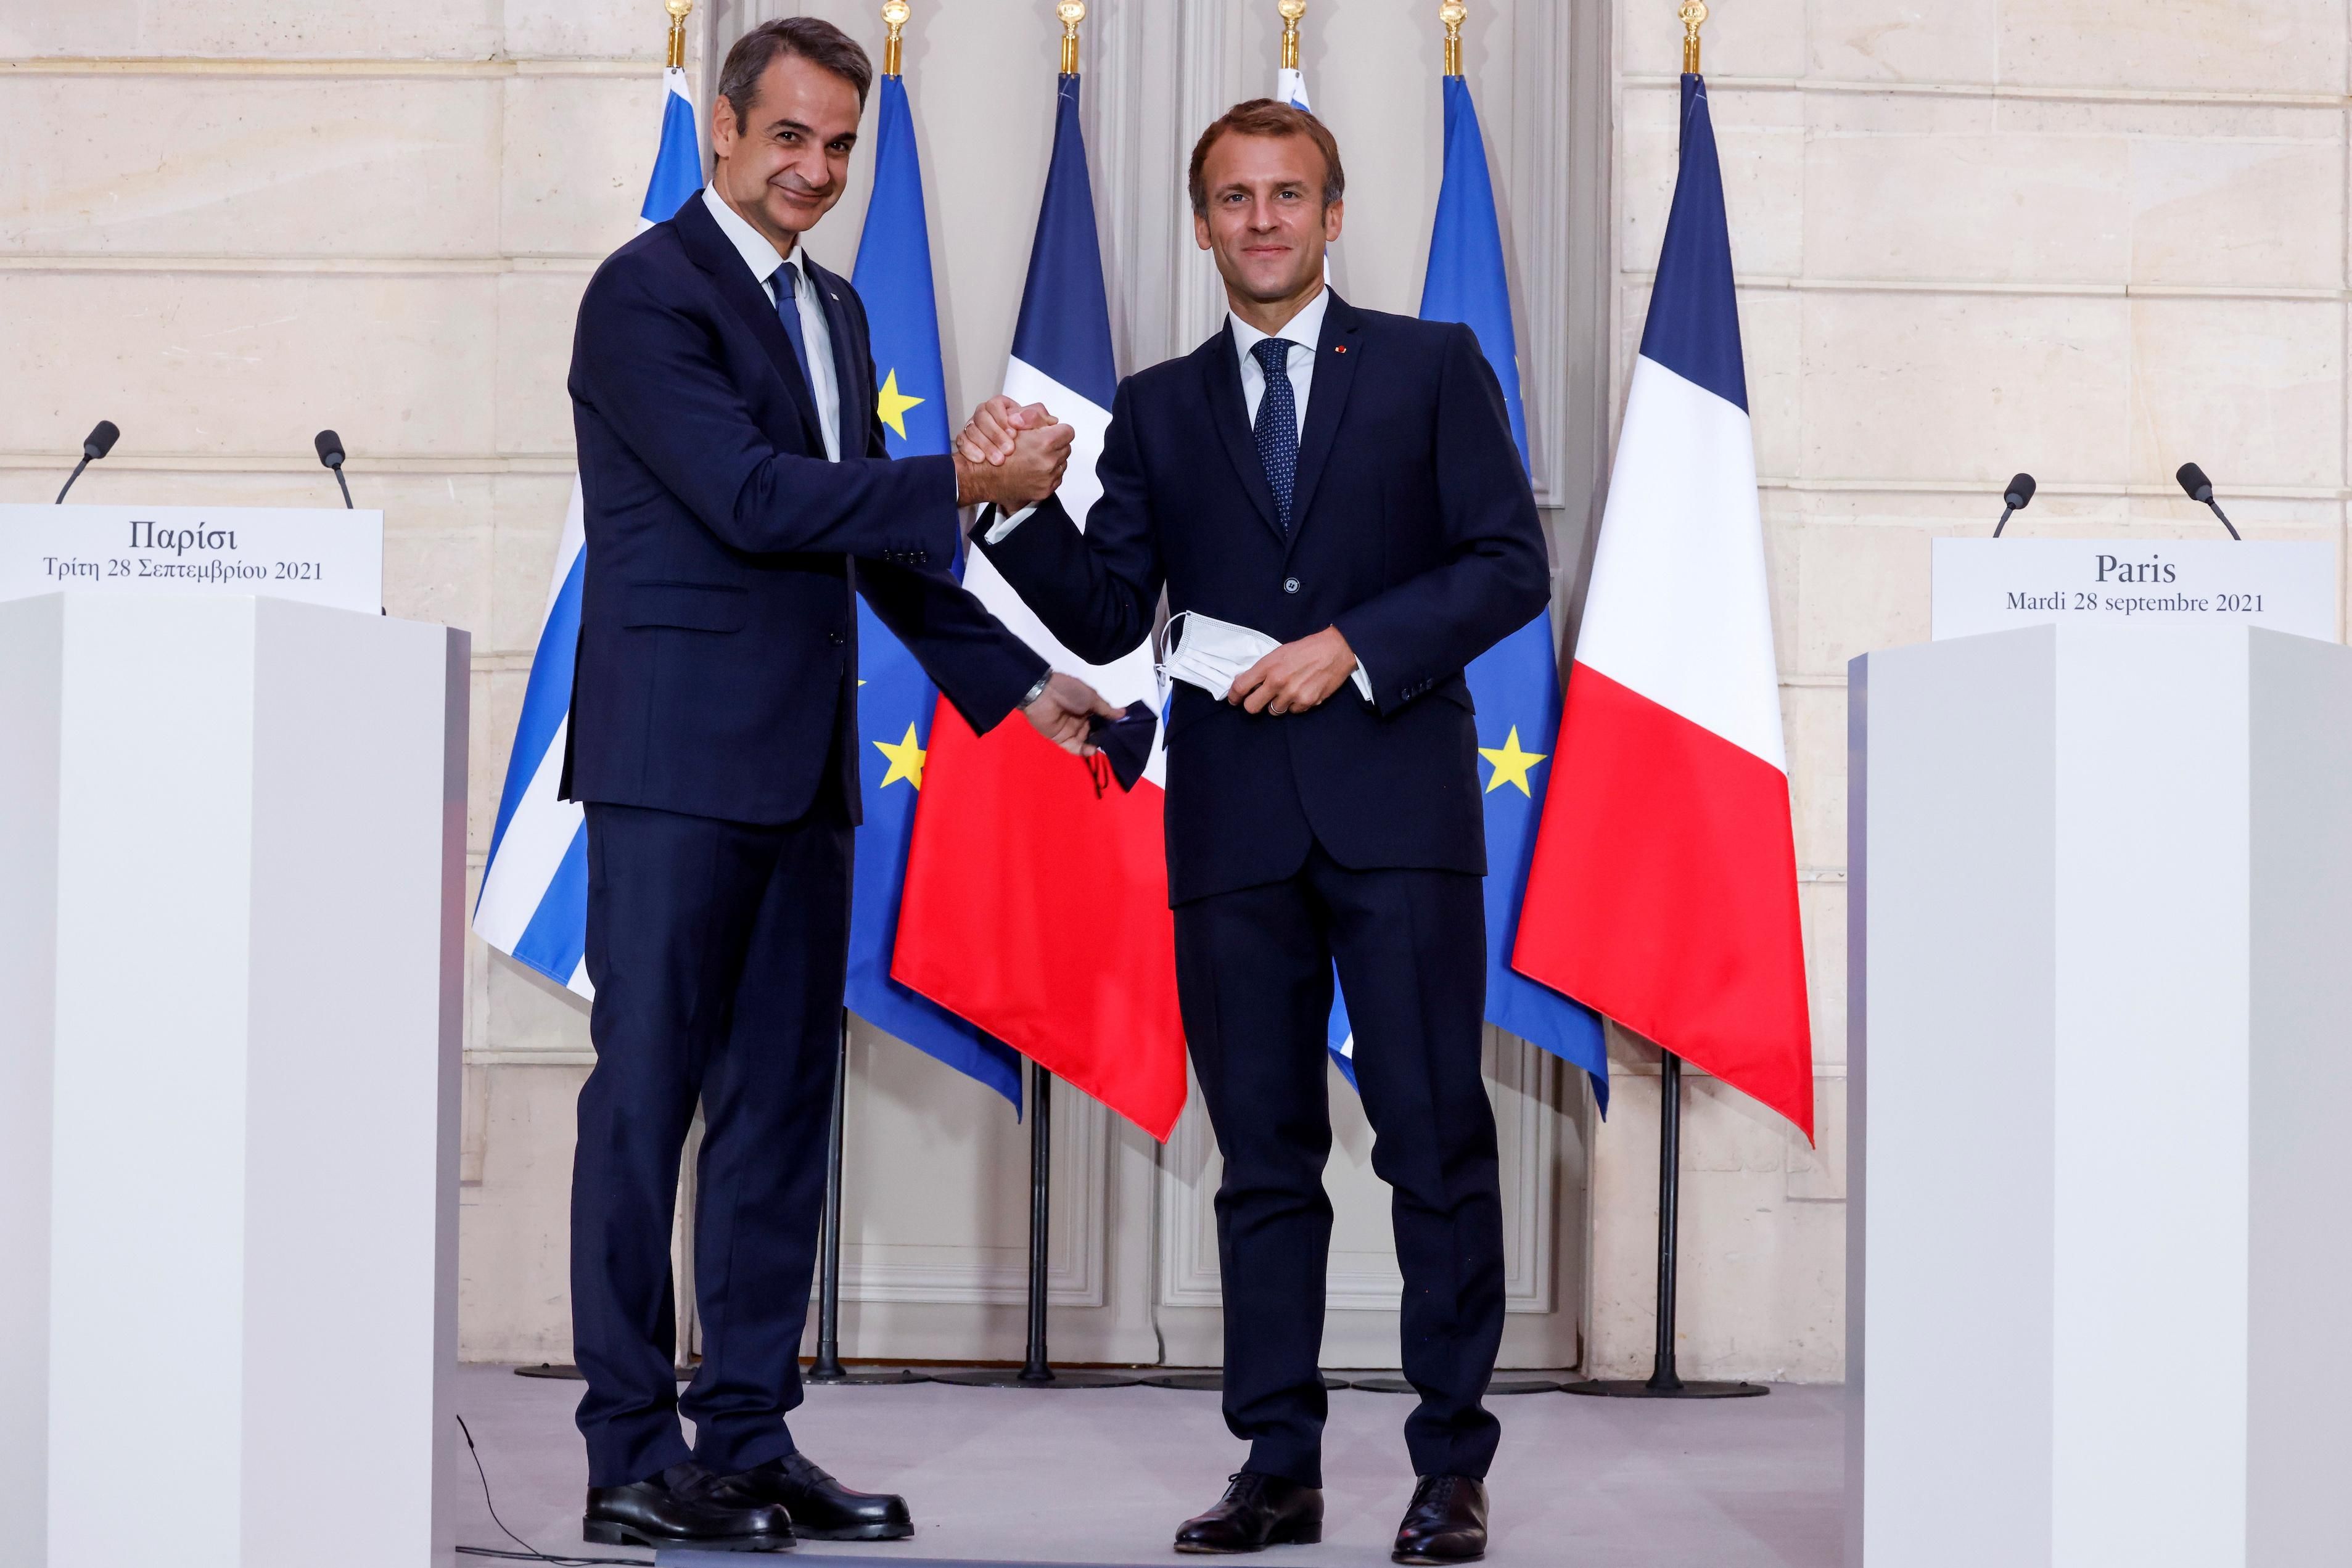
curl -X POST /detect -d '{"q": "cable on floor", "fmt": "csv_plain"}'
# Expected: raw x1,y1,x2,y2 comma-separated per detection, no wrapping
454,1413,651,1566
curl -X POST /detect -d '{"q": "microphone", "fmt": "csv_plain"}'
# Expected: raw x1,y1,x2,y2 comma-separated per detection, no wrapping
2174,462,2240,540
55,419,120,504
315,429,353,509
1993,472,2035,537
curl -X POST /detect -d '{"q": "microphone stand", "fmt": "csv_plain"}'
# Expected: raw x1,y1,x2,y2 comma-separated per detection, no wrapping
55,456,94,505
804,1011,922,1385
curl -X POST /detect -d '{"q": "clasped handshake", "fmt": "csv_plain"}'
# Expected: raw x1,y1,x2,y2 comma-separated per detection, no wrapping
949,395,1363,760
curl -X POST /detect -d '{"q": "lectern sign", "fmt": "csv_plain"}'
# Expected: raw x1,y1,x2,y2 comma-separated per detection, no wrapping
1933,537,2335,641
0,504,385,615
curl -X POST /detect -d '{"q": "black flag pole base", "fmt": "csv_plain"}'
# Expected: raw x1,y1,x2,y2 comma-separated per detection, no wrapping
803,1364,929,1386
931,1365,1143,1389
1352,1374,1564,1396
1561,1374,1767,1399
1140,1371,1354,1392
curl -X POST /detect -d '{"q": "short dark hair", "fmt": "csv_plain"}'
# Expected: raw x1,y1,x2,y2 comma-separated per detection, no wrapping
719,17,874,129
1188,99,1346,216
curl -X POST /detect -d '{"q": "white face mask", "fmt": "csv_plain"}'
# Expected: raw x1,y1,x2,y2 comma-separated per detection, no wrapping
1156,611,1280,705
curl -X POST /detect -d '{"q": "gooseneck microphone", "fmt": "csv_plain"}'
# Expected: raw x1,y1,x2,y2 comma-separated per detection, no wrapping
315,429,353,509
1993,472,2036,537
56,420,120,503
2174,462,2240,540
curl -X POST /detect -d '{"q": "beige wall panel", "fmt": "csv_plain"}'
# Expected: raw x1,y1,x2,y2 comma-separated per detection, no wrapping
1782,683,1846,873
2128,297,2344,492
1809,0,2001,83
2130,138,2347,291
1794,518,1933,672
1798,882,1848,1069
489,470,579,652
1587,1069,1843,1381
1619,0,1808,80
495,269,593,455
474,665,527,851
1996,0,2348,94
1785,1074,1846,1202
504,0,672,61
1803,132,2131,284
504,73,680,258
2,1,507,61
1621,83,1804,279
1799,290,2132,485
0,77,501,258
0,271,500,459
459,1063,588,1362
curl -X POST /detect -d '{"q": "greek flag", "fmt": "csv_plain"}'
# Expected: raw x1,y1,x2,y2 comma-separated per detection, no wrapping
473,67,702,996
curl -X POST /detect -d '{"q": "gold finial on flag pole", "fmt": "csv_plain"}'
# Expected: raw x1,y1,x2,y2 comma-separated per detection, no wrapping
666,0,693,70
1441,2,1466,78
1059,1,1085,73
1280,1,1307,72
1680,0,1707,75
882,0,909,76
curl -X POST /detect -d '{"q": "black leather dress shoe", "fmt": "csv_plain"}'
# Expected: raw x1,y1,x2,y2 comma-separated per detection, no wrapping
1391,1475,1487,1564
1174,1472,1323,1554
583,1461,794,1553
731,1452,913,1541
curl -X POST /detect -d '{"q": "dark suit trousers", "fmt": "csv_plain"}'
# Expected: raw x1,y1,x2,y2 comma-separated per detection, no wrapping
1177,844,1506,1488
571,797,850,1487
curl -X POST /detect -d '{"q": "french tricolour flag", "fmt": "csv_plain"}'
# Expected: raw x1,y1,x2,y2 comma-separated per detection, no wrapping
1511,75,1814,1139
892,72,1188,1141
473,66,701,996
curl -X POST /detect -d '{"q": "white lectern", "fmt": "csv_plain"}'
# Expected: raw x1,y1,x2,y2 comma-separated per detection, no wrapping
1847,625,2352,1566
0,594,467,1568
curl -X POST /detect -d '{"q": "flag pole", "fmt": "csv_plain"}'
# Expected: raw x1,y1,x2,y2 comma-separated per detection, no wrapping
1280,0,1306,70
802,0,927,1393
1565,1,1764,1402
926,1,1138,1395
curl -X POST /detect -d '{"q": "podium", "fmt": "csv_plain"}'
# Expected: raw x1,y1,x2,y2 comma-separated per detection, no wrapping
0,594,467,1567
1846,624,2352,1566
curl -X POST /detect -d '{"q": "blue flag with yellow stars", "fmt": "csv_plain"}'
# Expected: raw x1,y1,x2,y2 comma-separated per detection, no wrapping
1336,72,1608,1109
845,72,1023,1109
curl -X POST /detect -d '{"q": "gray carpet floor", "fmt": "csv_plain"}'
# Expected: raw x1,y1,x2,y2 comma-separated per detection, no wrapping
449,1364,1842,1567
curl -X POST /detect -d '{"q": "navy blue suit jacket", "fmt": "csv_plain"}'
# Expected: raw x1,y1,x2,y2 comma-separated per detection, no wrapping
974,292,1551,906
562,189,1045,826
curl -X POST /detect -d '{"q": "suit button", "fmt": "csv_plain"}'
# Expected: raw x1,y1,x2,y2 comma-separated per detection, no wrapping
1283,577,1300,594
828,630,845,646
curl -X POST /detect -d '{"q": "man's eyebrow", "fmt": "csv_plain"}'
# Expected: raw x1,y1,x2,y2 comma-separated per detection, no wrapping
764,117,855,142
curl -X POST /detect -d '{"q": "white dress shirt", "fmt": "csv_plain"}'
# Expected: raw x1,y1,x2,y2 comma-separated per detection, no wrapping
702,184,842,462
1228,285,1327,443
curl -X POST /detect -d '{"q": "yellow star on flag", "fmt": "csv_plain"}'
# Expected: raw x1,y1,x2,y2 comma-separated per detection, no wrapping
876,368,925,440
873,722,926,790
1478,726,1548,797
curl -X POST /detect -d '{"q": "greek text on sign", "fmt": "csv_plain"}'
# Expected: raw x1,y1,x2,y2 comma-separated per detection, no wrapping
0,504,385,615
1932,538,2336,642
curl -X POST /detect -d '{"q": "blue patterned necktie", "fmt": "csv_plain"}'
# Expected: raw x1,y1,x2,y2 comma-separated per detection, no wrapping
1251,337,1299,533
772,258,813,393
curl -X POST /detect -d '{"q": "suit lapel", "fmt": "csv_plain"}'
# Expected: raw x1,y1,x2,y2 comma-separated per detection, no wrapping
1283,292,1362,557
673,191,826,452
807,256,868,458
1199,327,1285,543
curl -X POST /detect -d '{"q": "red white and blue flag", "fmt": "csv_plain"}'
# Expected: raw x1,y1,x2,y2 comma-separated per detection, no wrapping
1512,75,1814,1138
892,72,1188,1141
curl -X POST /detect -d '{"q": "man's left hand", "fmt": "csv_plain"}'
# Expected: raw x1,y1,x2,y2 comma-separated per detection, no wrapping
1228,627,1358,716
1024,671,1123,755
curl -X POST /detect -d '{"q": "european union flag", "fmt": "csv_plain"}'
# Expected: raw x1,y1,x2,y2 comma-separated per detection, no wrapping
845,73,1023,1109
1417,72,1608,1109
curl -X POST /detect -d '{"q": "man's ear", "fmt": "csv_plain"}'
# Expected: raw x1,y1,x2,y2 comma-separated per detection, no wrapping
1322,197,1344,245
710,100,737,160
1193,211,1213,252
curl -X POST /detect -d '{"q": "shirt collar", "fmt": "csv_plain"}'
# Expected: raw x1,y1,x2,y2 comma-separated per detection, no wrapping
1228,285,1330,362
702,184,807,293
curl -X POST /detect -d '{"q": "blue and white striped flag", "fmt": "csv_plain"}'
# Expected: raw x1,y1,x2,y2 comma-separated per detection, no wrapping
473,67,702,996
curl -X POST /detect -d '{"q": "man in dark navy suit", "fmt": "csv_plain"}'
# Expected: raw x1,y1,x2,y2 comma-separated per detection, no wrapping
963,101,1549,1564
560,18,1108,1554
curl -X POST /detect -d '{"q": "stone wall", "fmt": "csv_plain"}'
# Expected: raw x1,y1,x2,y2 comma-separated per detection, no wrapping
7,0,2340,1381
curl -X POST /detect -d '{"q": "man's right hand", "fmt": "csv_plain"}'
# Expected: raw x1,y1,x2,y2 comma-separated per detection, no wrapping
953,396,1072,511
